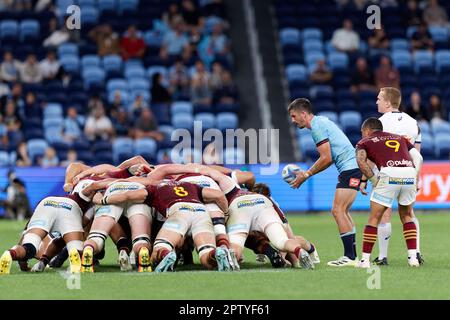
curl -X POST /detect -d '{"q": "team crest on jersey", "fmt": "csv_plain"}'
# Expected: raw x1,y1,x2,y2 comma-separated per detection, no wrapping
237,198,265,208
43,200,73,210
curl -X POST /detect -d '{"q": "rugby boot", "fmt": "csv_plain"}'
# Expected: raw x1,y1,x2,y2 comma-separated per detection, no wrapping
118,249,132,272
69,248,82,274
80,246,94,273
0,251,12,275
137,247,152,273
327,256,358,267
215,247,232,272
298,249,314,270
373,257,389,266
154,251,177,273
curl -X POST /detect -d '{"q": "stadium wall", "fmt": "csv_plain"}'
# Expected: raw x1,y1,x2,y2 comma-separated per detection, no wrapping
0,162,449,216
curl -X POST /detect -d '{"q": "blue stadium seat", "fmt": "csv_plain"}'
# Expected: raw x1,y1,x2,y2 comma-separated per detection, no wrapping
43,117,63,129
43,103,63,119
125,66,146,80
27,139,49,164
134,138,157,161
102,54,123,75
0,151,10,167
434,134,450,159
216,112,238,131
195,113,215,131
302,28,322,41
171,101,193,115
224,148,245,165
413,50,434,73
44,127,64,143
299,135,318,160
20,19,40,42
302,39,323,54
107,78,128,92
429,26,448,43
0,20,18,39
431,119,450,135
390,38,409,51
172,113,194,132
98,0,116,12
285,64,307,82
327,52,349,70
80,6,99,25
391,50,412,68
112,137,134,164
305,52,325,68
279,28,301,47
82,67,106,89
60,55,80,73
81,54,101,69
58,43,79,57
128,78,149,91
317,111,338,123
158,125,176,149
130,90,150,103
78,0,96,6
420,132,434,159
118,0,139,13
419,121,431,135
435,50,450,73
144,30,163,48
339,111,362,134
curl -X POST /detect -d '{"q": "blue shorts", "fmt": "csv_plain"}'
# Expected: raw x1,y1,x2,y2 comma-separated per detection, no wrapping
336,168,362,190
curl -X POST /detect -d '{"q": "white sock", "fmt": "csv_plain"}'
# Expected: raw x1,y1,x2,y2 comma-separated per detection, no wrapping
377,223,391,259
408,249,417,259
412,217,420,253
362,252,371,261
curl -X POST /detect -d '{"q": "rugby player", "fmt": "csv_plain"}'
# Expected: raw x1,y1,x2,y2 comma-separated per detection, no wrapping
355,118,423,268
371,87,423,265
288,98,361,267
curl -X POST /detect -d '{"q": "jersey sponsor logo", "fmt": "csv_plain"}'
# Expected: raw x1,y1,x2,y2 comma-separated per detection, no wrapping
388,177,415,185
372,192,394,205
349,178,360,187
236,198,266,209
108,184,141,193
182,180,211,188
227,223,248,232
43,200,73,210
95,206,111,215
177,204,206,213
386,159,413,167
163,222,181,230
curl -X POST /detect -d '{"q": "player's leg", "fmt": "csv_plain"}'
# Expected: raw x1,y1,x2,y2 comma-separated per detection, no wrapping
245,231,286,268
151,228,183,273
328,188,358,266
128,214,152,272
375,208,392,265
398,183,420,267
110,217,133,271
410,209,423,264
31,235,66,272
0,228,47,275
63,231,84,273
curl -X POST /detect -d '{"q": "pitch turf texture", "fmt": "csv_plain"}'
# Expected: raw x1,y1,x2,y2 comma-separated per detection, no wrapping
1,212,450,300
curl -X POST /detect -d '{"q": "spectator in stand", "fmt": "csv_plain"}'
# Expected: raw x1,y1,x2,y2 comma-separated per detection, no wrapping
23,92,42,119
42,17,74,48
133,107,164,141
0,51,20,83
84,105,114,141
111,108,131,137
429,94,447,120
129,94,149,117
3,100,22,132
60,149,79,167
210,61,224,90
151,72,172,104
0,79,11,100
108,90,126,118
403,0,423,27
331,19,360,53
169,59,190,100
309,59,333,86
0,115,9,148
350,57,376,92
88,24,120,57
10,83,24,117
87,94,104,113
406,91,429,122
40,147,59,167
191,60,212,107
182,0,203,29
367,25,390,57
162,3,184,29
63,106,83,143
411,21,434,52
15,142,31,167
39,51,61,82
375,55,400,89
202,21,231,67
160,16,189,64
213,70,238,106
120,25,146,60
423,0,448,27
19,54,43,84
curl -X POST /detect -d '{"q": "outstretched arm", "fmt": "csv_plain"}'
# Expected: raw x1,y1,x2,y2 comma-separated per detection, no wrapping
72,164,118,184
94,189,148,206
118,155,150,169
201,188,228,213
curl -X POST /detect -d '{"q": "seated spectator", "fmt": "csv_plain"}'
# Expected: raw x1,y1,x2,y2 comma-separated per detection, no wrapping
162,3,184,29
133,108,164,141
43,17,70,48
40,147,59,167
191,68,213,107
129,94,149,117
210,61,224,90
213,70,238,105
151,73,172,104
182,0,203,29
309,59,333,85
0,79,11,99
10,83,24,116
120,25,146,60
429,94,447,120
109,90,126,117
202,21,231,66
60,149,79,167
23,92,42,119
160,17,189,63
169,59,190,100
411,21,434,52
15,142,31,167
111,108,131,137
423,0,448,27
375,55,400,89
0,115,8,148
84,105,114,141
87,94,104,113
368,25,390,57
403,0,423,27
405,91,429,122
63,107,83,143
3,100,22,132
39,51,61,82
0,51,20,83
19,54,43,84
350,57,376,92
88,24,120,57
331,19,360,53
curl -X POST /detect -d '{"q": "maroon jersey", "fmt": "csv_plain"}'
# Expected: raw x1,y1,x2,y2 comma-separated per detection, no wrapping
356,131,415,170
175,173,202,181
144,180,204,217
106,167,133,179
225,186,253,204
64,193,91,214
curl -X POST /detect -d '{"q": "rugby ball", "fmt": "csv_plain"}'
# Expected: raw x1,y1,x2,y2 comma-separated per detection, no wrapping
282,164,301,183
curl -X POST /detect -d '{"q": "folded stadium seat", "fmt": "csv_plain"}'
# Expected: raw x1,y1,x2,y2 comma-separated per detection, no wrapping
419,121,431,135
391,50,412,69
434,134,450,159
24,128,44,141
98,0,116,12
80,6,99,26
128,78,149,92
431,118,450,135
118,0,138,14
51,141,70,160
134,138,157,163
312,99,335,113
43,117,63,129
290,88,309,101
73,138,91,152
124,66,146,80
327,52,349,71
302,39,323,55
171,101,193,115
195,113,216,132
298,135,318,161
429,26,449,49
27,138,49,164
413,50,434,74
339,111,362,135
43,103,63,119
0,151,10,167
111,137,134,164
420,132,434,159
302,27,322,42
144,30,163,54
23,117,42,130
390,38,410,51
172,113,194,132
224,148,245,165
156,125,175,149
81,54,101,70
92,140,112,154
285,64,307,83
305,52,325,69
0,20,18,41
324,40,338,55
57,43,79,58
216,112,238,131
309,85,333,100
435,50,450,74
45,127,65,143
82,67,106,90
400,74,418,88
215,102,239,113
19,19,40,43
107,78,128,93
337,99,357,112
279,28,301,47
283,52,303,65
59,55,80,74
317,111,338,123
102,54,123,76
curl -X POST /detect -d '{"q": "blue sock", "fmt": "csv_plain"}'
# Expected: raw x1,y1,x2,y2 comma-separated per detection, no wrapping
340,230,356,260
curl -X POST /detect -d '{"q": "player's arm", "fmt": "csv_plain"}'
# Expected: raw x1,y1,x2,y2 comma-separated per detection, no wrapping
80,178,117,199
190,164,237,193
117,155,151,169
94,188,148,205
235,171,255,189
355,148,377,186
64,162,91,192
201,188,228,213
72,164,118,184
409,148,423,176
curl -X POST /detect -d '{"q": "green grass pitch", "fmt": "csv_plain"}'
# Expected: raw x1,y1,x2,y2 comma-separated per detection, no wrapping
1,212,450,300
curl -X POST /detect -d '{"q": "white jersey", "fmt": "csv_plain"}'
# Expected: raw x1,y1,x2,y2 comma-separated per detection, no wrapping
379,111,421,145
178,174,221,190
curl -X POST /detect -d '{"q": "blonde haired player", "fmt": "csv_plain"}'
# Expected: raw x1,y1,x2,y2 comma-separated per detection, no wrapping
367,87,423,265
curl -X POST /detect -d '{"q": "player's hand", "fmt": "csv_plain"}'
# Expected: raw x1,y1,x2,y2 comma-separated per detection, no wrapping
289,171,308,189
63,183,73,193
359,181,368,196
134,164,153,176
92,192,103,205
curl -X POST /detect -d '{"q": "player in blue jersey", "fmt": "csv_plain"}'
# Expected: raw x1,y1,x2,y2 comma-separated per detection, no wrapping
288,98,362,267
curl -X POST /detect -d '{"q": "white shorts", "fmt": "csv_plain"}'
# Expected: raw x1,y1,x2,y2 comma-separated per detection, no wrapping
226,194,282,235
27,197,83,236
95,181,151,222
370,167,417,208
161,202,213,238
